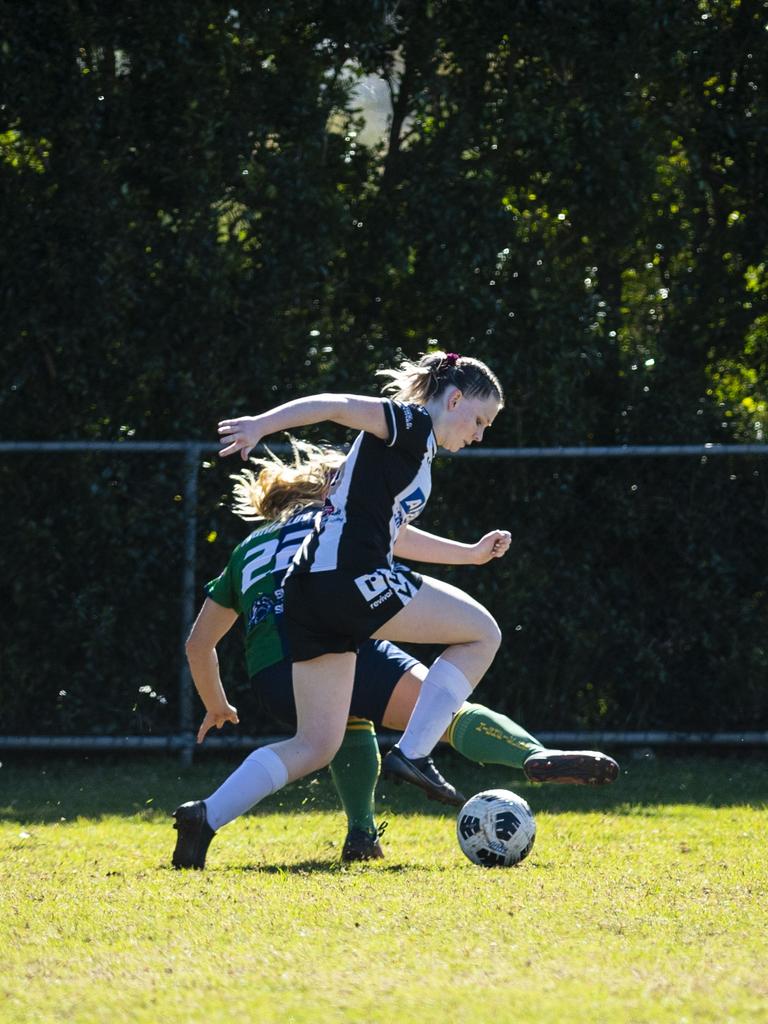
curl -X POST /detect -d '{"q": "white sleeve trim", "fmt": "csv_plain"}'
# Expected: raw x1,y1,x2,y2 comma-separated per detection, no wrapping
384,399,398,447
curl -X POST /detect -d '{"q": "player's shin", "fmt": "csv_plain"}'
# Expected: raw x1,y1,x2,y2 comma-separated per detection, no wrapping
203,746,289,830
396,657,473,760
447,703,543,769
329,719,380,835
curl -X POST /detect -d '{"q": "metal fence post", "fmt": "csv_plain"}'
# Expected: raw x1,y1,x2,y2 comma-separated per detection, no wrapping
178,444,201,766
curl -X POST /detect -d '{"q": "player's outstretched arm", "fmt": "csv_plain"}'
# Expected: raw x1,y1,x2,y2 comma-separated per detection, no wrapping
218,394,390,460
185,598,240,743
393,524,511,565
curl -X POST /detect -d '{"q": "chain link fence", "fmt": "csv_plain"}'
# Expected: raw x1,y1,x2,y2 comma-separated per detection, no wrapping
1,439,766,763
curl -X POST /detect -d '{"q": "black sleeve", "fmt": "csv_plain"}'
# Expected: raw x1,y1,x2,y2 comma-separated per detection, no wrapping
383,400,434,458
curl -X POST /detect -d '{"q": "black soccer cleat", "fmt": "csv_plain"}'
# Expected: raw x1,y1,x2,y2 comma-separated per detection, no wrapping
381,746,466,807
523,749,620,785
172,800,216,869
341,822,387,863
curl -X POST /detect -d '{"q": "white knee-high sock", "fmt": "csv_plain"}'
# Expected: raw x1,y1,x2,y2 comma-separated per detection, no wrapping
397,658,473,760
204,747,289,831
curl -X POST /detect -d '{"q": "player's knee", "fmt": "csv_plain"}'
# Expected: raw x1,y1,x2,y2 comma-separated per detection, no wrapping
293,730,344,773
478,611,502,654
318,724,347,765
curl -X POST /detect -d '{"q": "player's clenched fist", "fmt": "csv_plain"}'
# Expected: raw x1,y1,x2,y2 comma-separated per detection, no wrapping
473,530,511,564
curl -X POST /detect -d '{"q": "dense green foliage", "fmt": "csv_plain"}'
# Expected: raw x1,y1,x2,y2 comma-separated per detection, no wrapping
1,2,766,735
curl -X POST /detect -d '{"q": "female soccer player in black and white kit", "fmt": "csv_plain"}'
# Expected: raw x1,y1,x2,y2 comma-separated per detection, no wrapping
174,352,514,857
171,439,619,869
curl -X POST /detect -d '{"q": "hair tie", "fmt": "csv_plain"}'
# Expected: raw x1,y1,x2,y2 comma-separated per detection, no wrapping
444,352,460,367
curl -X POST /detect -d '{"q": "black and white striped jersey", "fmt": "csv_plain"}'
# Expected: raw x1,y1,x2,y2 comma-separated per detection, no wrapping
291,399,436,574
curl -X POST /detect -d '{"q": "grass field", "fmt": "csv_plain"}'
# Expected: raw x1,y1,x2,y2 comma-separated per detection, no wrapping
1,751,766,1024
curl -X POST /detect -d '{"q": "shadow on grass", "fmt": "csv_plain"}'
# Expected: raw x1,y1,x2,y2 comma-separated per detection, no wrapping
155,859,345,876
1,751,766,824
154,859,414,875
217,860,412,875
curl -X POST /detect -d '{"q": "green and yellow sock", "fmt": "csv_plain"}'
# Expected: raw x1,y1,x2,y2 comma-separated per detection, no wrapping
329,718,380,834
447,703,544,770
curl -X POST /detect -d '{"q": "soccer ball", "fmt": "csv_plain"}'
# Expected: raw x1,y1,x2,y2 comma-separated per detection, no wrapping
456,789,536,867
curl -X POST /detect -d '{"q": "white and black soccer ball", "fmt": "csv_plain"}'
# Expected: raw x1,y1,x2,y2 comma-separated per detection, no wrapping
456,789,536,867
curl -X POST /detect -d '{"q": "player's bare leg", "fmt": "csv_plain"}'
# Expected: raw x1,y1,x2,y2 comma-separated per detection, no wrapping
373,576,501,804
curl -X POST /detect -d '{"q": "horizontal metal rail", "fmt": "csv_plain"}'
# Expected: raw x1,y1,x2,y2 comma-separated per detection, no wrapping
1,731,767,754
453,443,768,458
1,440,767,457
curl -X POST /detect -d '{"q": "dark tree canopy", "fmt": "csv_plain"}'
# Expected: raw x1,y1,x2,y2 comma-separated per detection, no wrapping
1,2,766,736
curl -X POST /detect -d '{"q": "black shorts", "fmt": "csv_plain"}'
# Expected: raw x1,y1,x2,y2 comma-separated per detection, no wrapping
283,565,423,663
253,639,419,731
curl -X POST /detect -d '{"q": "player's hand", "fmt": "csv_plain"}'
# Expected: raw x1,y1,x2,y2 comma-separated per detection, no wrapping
218,416,263,460
472,530,511,564
196,704,240,744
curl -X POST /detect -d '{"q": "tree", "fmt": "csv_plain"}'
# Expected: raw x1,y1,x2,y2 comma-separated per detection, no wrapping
1,1,765,734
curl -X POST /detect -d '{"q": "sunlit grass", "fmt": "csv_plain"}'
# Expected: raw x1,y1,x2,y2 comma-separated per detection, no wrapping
1,755,766,1023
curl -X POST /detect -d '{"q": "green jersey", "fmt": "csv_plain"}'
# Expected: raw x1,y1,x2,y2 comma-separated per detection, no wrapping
205,509,317,677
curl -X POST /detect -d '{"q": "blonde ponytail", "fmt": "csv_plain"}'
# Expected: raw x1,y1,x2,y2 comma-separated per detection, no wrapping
230,438,345,522
376,350,503,406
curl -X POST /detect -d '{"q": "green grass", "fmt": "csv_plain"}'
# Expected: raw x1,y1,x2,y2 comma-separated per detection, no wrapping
1,753,766,1024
